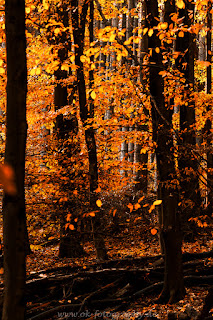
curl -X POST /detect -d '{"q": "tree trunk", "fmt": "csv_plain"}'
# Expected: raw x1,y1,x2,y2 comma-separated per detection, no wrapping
71,0,108,261
47,3,85,258
146,0,185,303
3,0,27,318
205,0,212,211
176,0,202,224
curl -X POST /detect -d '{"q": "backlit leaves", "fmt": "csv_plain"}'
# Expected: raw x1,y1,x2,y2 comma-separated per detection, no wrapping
96,199,102,207
176,0,185,9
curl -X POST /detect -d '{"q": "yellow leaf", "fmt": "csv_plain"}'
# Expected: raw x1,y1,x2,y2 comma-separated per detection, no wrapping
0,59,3,66
35,67,41,75
155,47,160,53
54,28,61,35
91,91,96,100
80,55,86,63
134,37,140,44
153,200,162,206
143,28,148,35
176,0,185,9
148,29,153,37
151,228,158,235
69,224,75,230
70,55,75,63
43,0,49,10
30,69,36,76
109,34,116,42
117,54,122,61
160,22,168,30
0,67,4,74
96,199,102,207
26,7,30,13
61,64,69,71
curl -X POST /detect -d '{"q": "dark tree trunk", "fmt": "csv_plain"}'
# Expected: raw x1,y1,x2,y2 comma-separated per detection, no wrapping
3,0,27,318
176,0,202,223
48,3,85,258
71,0,108,261
146,0,185,303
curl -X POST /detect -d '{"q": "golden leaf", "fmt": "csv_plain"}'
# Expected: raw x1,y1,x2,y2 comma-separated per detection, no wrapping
176,0,185,9
96,199,102,207
91,91,96,100
148,29,153,37
153,200,162,206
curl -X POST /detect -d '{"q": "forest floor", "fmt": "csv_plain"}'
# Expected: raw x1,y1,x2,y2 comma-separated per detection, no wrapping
0,193,213,320
22,217,213,320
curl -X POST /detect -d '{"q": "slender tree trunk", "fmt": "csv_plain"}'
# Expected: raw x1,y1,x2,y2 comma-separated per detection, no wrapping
176,0,202,224
134,0,148,192
71,0,108,260
3,0,27,318
205,0,213,210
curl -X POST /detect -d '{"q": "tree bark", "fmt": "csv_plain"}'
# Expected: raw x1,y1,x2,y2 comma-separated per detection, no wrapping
71,0,108,261
176,0,202,223
146,0,185,303
3,0,27,318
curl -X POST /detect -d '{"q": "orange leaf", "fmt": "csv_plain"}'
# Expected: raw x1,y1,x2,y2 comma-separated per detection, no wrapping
89,212,96,217
138,196,144,203
95,187,101,193
0,164,17,196
69,224,75,230
134,203,141,210
151,228,158,235
113,209,117,217
127,203,134,213
66,213,72,222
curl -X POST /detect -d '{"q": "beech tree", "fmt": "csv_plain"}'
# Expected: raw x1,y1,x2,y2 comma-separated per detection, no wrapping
3,0,27,318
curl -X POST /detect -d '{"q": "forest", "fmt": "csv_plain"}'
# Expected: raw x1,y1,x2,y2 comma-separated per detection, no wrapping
0,0,212,318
